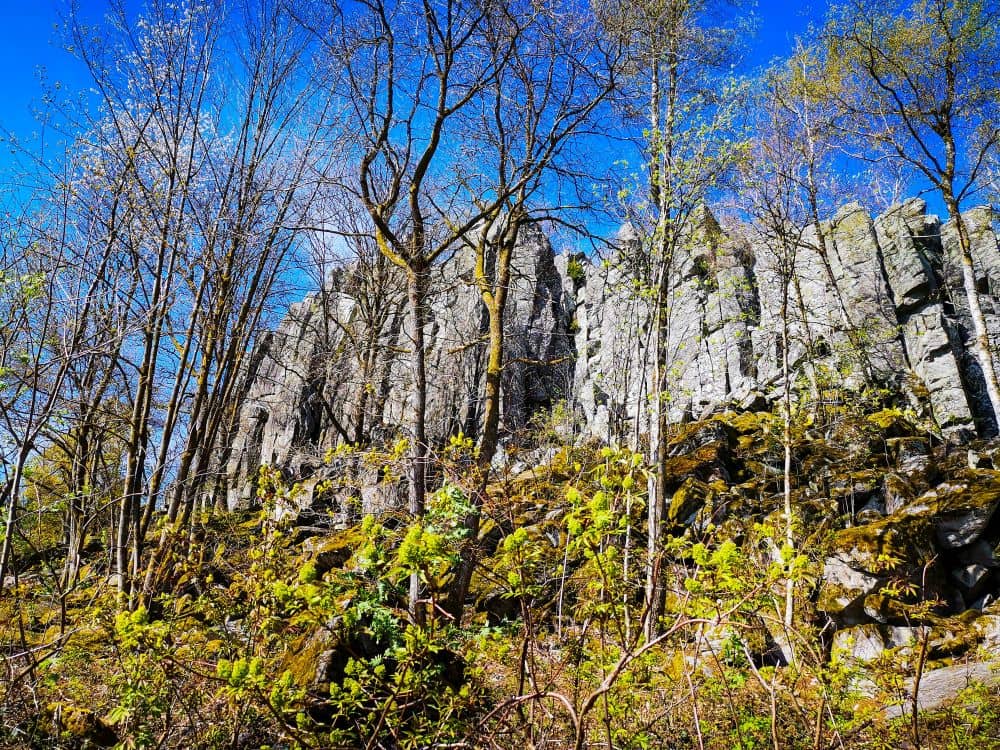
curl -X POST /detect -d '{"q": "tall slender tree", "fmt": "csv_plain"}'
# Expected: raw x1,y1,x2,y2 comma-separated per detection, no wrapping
34,0,333,605
824,0,1000,432
733,78,823,659
316,0,508,623
600,0,745,638
441,1,622,622
318,0,620,623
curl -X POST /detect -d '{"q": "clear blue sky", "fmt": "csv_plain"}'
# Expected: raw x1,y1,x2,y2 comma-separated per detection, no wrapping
748,1,827,67
0,1,112,173
0,0,827,181
0,3,80,133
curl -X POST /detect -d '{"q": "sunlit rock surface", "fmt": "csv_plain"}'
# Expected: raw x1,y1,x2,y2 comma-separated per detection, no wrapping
224,201,1000,509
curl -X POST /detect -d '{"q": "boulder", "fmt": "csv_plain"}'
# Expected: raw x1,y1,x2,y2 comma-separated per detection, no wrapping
832,624,928,663
883,661,1000,719
897,473,1000,549
668,478,712,527
818,516,936,624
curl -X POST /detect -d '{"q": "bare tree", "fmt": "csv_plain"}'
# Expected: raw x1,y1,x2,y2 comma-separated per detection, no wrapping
312,0,503,623
34,0,334,605
436,1,623,621
823,0,1000,432
732,79,822,658
0,170,124,594
311,0,621,623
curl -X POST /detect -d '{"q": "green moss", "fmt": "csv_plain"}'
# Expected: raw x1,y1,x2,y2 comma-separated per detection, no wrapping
832,205,871,236
662,442,723,479
866,408,911,432
927,472,1000,514
890,473,1000,548
862,594,933,622
831,514,935,574
668,478,711,526
717,410,775,435
47,703,118,747
301,526,367,577
283,628,341,688
818,580,866,616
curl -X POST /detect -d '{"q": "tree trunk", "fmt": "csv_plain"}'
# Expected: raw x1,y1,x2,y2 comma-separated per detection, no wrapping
943,196,1000,434
446,226,514,624
407,264,429,626
445,292,505,623
780,278,795,645
0,461,26,590
646,260,671,641
478,305,505,470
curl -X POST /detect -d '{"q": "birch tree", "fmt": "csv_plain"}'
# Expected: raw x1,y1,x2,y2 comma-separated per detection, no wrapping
824,0,1000,431
733,79,821,659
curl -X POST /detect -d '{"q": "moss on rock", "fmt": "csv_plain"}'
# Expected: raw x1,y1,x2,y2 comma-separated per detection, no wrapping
668,478,712,527
299,525,367,577
896,471,1000,548
47,703,119,748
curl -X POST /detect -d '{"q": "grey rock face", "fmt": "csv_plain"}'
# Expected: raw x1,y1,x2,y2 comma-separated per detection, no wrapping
225,226,573,510
831,624,933,663
875,200,977,436
571,201,998,444
940,210,1000,434
225,201,1000,512
819,556,885,623
224,292,377,511
883,661,1000,719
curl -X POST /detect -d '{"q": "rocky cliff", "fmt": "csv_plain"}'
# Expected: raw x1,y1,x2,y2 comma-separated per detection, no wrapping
224,225,575,510
573,199,1000,441
224,199,1000,511
217,198,1000,678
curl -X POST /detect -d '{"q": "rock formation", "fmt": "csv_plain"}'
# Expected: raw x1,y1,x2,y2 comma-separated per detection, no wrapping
223,225,575,510
224,199,1000,511
572,199,999,441
217,198,1000,687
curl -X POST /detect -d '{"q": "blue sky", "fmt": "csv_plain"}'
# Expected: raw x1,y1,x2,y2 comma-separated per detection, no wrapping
0,0,838,254
1,4,77,127
747,1,827,66
0,1,100,174
0,1,826,143
0,0,837,244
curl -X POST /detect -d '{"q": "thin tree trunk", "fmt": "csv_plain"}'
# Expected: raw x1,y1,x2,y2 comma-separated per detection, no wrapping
781,279,795,640
445,228,512,622
646,38,680,641
944,196,1000,432
646,259,671,640
407,265,428,626
0,461,26,589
